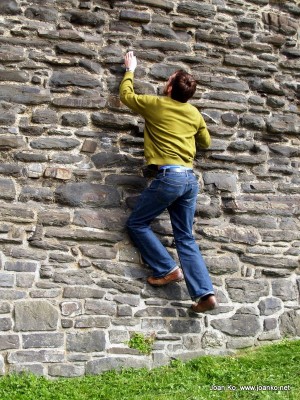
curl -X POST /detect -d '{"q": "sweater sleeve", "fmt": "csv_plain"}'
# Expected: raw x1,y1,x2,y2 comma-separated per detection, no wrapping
195,115,211,149
119,71,154,116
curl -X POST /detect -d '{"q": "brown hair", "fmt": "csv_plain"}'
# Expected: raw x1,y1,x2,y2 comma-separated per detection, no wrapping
170,70,197,103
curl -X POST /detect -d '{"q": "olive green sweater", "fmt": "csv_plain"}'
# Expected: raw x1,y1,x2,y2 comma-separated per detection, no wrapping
119,72,211,168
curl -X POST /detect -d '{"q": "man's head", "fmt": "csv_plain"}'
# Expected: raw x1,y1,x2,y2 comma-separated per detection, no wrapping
164,70,197,103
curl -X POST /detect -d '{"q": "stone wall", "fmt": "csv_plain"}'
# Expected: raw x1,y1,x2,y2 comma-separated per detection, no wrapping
0,0,299,377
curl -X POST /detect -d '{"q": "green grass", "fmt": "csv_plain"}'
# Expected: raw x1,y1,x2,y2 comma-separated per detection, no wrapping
0,340,299,400
127,332,155,355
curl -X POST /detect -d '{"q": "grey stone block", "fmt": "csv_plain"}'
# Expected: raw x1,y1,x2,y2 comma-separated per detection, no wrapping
0,105,19,126
114,295,141,307
15,300,59,331
137,39,190,53
92,152,138,169
55,183,120,208
143,24,178,40
152,351,170,368
14,152,47,162
177,2,216,18
0,303,11,314
31,109,58,125
79,245,117,260
271,279,298,301
109,330,129,344
169,319,201,334
143,283,190,301
240,114,266,130
267,115,299,135
205,254,240,275
211,307,261,337
258,297,283,316
53,271,93,286
19,186,54,203
30,138,80,150
25,6,58,23
0,289,26,300
203,172,237,192
60,301,82,317
9,364,44,375
279,310,300,337
65,10,105,27
0,85,51,105
0,136,26,150
91,112,137,130
55,43,97,58
0,334,19,350
49,252,76,263
202,226,261,245
141,318,168,331
74,316,110,329
0,45,24,62
201,331,224,349
231,215,277,229
263,318,277,331
86,356,151,375
81,139,98,153
49,71,100,88
120,10,151,23
132,0,174,12
53,95,106,109
135,307,176,318
22,333,64,349
227,337,255,349
0,273,14,287
63,287,105,299
85,300,116,316
0,0,21,15
117,305,132,317
61,319,73,329
97,276,144,295
66,331,106,352
61,113,88,128
48,364,85,377
195,74,249,92
16,273,35,288
0,70,29,83
7,350,64,364
149,63,182,80
226,279,269,302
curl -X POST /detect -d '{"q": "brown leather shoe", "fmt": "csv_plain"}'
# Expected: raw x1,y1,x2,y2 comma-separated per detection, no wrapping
147,268,184,287
191,295,217,313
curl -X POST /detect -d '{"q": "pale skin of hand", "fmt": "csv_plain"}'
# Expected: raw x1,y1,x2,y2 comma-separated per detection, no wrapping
124,51,137,71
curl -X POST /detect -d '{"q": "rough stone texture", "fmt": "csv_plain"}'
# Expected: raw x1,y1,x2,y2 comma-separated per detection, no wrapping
0,0,299,377
66,331,106,353
258,297,283,316
211,307,261,337
279,310,300,337
14,301,59,332
226,279,269,302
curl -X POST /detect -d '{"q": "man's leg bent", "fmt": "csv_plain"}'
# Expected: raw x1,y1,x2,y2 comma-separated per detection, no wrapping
126,181,177,278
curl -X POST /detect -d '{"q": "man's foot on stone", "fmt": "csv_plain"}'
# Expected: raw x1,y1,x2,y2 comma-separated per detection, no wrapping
191,295,217,313
147,268,184,287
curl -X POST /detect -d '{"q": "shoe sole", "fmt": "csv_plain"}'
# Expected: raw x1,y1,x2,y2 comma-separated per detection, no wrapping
148,277,184,287
190,302,217,313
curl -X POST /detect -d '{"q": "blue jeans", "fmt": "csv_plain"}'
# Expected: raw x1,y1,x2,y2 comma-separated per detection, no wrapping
126,170,214,300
